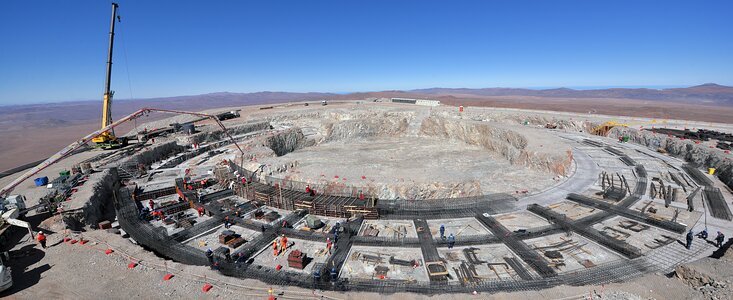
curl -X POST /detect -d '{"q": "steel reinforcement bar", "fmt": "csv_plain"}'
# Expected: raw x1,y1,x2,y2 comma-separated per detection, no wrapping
703,187,733,221
527,204,643,259
566,193,686,234
116,184,695,295
681,164,714,187
476,213,557,278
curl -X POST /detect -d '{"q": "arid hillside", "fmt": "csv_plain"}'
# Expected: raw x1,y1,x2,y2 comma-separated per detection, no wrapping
2,86,733,171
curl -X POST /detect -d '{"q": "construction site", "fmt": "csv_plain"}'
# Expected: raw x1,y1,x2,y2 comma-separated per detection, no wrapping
2,3,733,300
3,92,733,298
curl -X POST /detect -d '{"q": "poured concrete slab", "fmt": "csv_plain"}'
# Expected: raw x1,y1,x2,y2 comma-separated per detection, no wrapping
592,216,681,254
242,206,289,226
524,233,622,273
358,220,418,238
630,199,701,227
340,245,428,282
426,217,492,239
493,211,551,232
546,201,599,220
293,214,348,234
184,224,260,253
250,237,330,274
437,244,536,282
150,207,213,236
145,194,182,210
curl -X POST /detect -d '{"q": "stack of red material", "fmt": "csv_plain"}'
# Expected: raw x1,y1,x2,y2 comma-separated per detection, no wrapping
287,250,306,269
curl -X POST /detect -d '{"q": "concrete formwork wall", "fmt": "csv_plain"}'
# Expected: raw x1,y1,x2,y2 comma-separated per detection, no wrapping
113,141,186,169
608,127,733,190
188,121,271,145
64,168,120,230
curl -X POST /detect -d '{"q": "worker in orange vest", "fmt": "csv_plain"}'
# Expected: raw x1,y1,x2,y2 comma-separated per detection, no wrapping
37,232,47,249
273,239,279,256
280,234,288,254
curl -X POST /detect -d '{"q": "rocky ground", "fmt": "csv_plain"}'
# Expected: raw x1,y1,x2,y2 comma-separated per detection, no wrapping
231,104,572,199
3,207,733,300
3,102,733,299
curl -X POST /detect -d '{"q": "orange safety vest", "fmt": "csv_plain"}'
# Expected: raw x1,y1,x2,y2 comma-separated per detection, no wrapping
37,234,46,242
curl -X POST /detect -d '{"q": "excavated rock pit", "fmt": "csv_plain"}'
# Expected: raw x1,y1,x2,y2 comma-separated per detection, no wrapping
608,126,733,190
238,106,572,199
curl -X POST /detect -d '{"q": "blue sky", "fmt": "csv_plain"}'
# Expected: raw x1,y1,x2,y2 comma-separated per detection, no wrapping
1,1,732,105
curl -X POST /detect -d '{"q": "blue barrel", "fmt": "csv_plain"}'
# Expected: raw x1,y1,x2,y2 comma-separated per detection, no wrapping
34,176,49,186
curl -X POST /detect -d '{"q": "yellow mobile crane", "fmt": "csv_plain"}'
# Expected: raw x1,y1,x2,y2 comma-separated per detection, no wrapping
591,119,668,136
92,3,127,149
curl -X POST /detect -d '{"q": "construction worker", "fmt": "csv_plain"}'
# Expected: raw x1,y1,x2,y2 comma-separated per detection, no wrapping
273,239,279,256
206,248,214,264
326,237,333,254
197,206,205,217
280,234,288,254
235,253,245,269
36,232,47,249
330,267,338,281
224,216,231,229
697,228,709,240
305,185,311,194
313,269,321,282
447,233,455,249
439,224,446,240
716,231,725,248
149,199,155,210
686,230,694,249
139,207,150,220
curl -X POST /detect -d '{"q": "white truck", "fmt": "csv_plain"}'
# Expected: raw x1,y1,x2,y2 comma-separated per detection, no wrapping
0,195,32,293
0,252,11,292
1,195,26,215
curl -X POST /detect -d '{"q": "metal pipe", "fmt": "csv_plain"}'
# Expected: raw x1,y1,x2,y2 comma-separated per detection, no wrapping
1,107,247,197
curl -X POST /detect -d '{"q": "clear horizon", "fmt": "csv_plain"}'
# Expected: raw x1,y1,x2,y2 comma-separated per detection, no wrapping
1,1,732,105
0,83,720,107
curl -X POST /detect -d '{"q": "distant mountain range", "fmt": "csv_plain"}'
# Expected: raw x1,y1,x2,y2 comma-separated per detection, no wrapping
2,84,732,132
409,83,733,106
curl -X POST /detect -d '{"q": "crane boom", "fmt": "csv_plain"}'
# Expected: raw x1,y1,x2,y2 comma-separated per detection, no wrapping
102,2,117,129
92,2,124,149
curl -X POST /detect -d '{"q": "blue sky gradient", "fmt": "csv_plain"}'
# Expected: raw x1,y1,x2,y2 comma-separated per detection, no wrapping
1,0,732,104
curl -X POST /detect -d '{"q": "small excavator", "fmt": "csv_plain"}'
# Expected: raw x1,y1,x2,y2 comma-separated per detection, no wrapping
91,3,128,149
